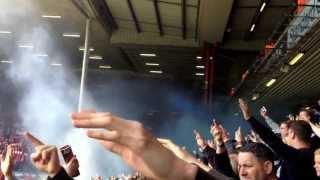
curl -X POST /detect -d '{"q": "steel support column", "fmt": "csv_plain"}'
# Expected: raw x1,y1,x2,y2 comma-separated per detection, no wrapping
78,19,91,112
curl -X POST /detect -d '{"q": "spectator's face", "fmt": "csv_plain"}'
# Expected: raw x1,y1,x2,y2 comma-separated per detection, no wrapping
238,152,272,180
299,111,310,122
284,128,297,147
314,154,320,176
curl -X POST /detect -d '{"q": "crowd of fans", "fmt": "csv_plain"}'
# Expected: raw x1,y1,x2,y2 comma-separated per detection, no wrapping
1,98,320,179
0,134,27,163
0,133,34,180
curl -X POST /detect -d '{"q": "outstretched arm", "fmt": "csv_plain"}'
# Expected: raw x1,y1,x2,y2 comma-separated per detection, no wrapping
239,99,300,159
71,111,232,180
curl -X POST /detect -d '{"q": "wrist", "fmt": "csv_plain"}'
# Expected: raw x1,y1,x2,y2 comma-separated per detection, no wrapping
199,144,207,151
216,146,225,154
48,166,62,178
4,173,13,180
223,138,230,143
4,173,13,178
216,139,223,146
215,136,223,145
170,159,198,180
235,141,243,148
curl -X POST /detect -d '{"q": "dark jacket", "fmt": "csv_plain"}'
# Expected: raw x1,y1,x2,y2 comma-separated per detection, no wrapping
47,168,73,180
202,145,238,179
247,116,317,180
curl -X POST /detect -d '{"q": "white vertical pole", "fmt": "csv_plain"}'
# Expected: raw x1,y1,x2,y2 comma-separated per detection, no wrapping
78,18,91,112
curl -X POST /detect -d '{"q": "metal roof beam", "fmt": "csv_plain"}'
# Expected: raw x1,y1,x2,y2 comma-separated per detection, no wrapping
182,0,187,39
153,0,164,36
127,0,142,33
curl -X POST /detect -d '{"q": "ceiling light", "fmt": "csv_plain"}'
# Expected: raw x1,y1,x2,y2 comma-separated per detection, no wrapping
63,33,80,38
79,47,95,52
18,44,34,49
266,78,276,87
250,24,256,32
51,63,62,66
35,54,48,57
196,56,203,60
140,53,156,57
252,93,260,101
89,55,103,60
1,60,13,64
289,52,304,65
41,15,62,19
99,65,112,69
0,31,12,34
149,70,163,74
260,2,266,12
196,65,205,69
195,73,205,76
145,63,160,66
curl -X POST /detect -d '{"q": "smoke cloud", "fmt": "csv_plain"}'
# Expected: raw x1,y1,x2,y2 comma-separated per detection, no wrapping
1,1,259,179
1,1,131,178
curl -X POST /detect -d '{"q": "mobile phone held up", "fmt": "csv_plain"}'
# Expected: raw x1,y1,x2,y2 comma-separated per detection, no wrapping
60,145,80,177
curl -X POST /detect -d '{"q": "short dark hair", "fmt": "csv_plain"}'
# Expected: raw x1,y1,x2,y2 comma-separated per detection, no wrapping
287,120,312,143
280,120,292,126
239,143,274,163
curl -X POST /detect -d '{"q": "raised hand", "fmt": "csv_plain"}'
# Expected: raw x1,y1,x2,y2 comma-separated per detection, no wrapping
0,144,14,179
260,106,268,118
24,132,62,178
210,121,223,143
247,130,258,143
193,129,207,149
239,98,252,120
221,127,230,143
235,127,244,147
71,111,198,180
